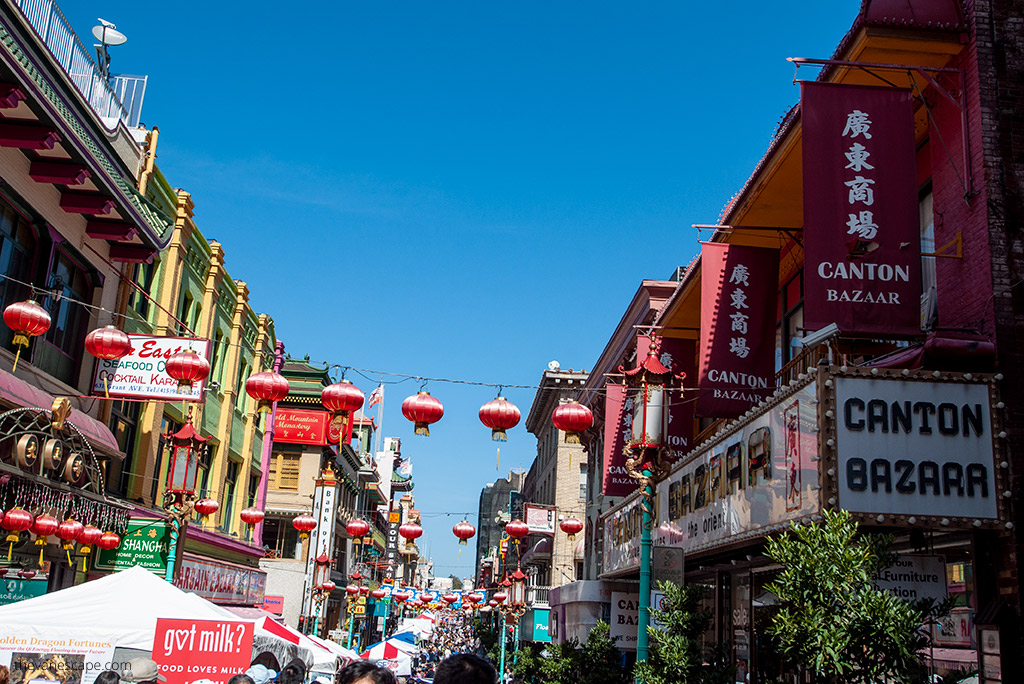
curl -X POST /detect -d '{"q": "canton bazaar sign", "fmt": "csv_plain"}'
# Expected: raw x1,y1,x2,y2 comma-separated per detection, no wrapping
92,334,211,402
174,556,266,605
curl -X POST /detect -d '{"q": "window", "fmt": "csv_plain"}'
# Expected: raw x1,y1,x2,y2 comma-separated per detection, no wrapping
0,202,37,349
108,399,141,496
236,359,249,411
211,329,225,384
221,460,240,532
126,261,154,320
920,186,937,330
35,248,92,385
178,293,192,335
579,463,587,500
774,272,804,371
197,445,214,498
262,517,301,559
268,452,301,491
248,472,260,507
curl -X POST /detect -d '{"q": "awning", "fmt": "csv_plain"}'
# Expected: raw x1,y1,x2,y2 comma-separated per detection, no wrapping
574,538,585,561
0,368,122,458
867,332,995,372
920,647,977,668
522,537,552,565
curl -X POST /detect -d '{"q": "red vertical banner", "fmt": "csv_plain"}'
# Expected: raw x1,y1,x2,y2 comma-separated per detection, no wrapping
602,382,637,497
697,243,779,418
802,82,921,336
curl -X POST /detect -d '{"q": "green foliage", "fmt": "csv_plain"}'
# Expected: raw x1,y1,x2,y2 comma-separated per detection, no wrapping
449,574,463,589
764,509,929,684
635,581,732,684
510,622,628,684
579,622,630,684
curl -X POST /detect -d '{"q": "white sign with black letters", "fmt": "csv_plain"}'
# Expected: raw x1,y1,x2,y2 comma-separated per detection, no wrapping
834,378,997,518
875,555,948,602
609,592,639,649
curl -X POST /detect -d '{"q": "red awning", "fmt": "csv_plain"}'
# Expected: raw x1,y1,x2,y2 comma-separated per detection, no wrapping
0,367,122,458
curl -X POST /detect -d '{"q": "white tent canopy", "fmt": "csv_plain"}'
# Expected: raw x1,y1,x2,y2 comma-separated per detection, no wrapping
0,566,322,679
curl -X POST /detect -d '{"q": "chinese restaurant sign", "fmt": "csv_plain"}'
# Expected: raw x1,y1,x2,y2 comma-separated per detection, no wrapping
697,243,779,418
832,377,997,519
91,335,211,401
152,618,253,684
273,408,328,445
802,82,921,336
603,336,695,498
524,504,556,534
656,378,819,554
94,519,171,574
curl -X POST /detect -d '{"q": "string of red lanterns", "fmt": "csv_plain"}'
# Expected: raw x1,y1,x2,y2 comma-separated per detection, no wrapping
292,513,317,539
401,392,444,436
478,397,521,441
559,517,583,540
245,370,290,413
552,400,594,444
165,349,211,394
2,300,50,372
452,520,476,546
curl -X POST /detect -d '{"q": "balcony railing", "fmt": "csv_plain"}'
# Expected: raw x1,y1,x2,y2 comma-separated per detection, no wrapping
13,0,145,127
528,586,551,606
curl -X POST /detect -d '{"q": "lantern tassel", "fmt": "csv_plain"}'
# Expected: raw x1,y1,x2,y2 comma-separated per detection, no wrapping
104,376,110,399
12,345,21,373
565,431,581,445
496,448,500,472
66,549,72,566
492,429,508,442
458,548,462,561
414,422,430,437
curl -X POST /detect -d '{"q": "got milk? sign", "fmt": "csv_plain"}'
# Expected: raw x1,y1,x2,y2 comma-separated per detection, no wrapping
152,619,253,684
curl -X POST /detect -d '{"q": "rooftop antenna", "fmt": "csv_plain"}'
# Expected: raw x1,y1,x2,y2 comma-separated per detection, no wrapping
92,18,127,79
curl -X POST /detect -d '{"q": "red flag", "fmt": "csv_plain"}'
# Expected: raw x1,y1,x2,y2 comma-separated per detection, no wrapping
696,243,779,418
802,82,921,336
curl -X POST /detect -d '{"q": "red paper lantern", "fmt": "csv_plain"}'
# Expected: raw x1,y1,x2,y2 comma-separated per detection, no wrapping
194,498,220,519
320,580,337,593
442,593,458,604
30,514,59,538
401,392,444,436
55,519,83,544
321,380,364,416
3,300,50,371
165,349,211,393
77,525,104,571
552,401,594,444
95,531,121,551
394,591,409,603
84,325,132,359
2,508,34,539
246,371,290,413
346,519,371,538
240,508,265,526
559,517,584,541
371,588,387,599
504,519,529,541
452,520,476,546
18,569,36,580
420,592,434,603
346,584,360,596
292,513,317,539
488,599,498,607
478,397,521,441
359,585,370,596
399,522,423,541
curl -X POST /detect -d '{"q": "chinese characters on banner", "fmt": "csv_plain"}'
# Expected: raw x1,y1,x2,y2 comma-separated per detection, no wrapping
603,336,695,497
697,243,779,418
152,618,253,684
802,82,921,336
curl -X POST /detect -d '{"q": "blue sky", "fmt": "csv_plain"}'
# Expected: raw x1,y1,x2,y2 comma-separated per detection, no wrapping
64,2,860,579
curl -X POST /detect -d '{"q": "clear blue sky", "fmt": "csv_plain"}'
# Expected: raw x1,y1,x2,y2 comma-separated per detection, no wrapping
65,1,860,579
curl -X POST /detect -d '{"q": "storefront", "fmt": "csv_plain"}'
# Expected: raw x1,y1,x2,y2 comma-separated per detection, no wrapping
598,367,1004,681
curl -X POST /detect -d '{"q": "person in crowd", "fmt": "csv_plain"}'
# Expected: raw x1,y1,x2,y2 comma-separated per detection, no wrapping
0,664,10,684
119,658,165,684
432,654,495,684
244,665,277,684
94,671,120,684
249,653,281,674
336,661,396,684
275,659,306,684
227,675,255,684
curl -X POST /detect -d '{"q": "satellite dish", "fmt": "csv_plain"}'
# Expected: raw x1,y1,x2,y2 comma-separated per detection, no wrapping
92,23,127,46
548,360,560,371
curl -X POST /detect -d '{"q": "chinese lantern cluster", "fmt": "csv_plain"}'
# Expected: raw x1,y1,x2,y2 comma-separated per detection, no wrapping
0,507,120,566
2,300,50,371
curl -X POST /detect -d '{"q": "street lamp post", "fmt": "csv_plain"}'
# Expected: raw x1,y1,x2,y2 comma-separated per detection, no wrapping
621,334,683,663
161,418,210,582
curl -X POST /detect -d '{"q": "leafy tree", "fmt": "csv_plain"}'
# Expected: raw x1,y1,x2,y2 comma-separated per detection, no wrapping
579,622,630,684
635,581,732,684
449,574,463,589
764,509,929,684
510,643,545,684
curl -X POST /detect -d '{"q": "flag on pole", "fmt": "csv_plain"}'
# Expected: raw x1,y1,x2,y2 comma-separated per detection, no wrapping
397,458,412,477
368,384,384,407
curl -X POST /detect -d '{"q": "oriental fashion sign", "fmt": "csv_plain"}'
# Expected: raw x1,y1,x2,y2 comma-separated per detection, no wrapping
91,335,211,402
802,82,921,336
832,376,998,519
655,378,819,554
697,243,779,418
